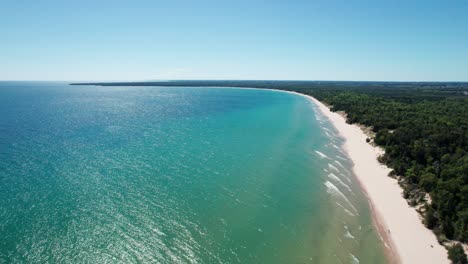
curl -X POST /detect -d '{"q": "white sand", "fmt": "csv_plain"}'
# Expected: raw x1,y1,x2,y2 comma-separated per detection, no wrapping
287,91,449,264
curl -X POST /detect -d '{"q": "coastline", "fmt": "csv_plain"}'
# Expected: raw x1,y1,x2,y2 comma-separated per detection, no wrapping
284,90,449,264
63,84,453,262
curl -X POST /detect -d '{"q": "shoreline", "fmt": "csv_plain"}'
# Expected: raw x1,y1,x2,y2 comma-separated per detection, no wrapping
283,90,449,264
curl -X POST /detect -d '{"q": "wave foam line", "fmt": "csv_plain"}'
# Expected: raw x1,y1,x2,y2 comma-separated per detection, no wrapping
328,163,340,172
328,173,352,192
344,225,355,240
334,160,351,175
314,150,330,159
350,253,360,264
331,143,341,150
339,172,352,183
334,160,345,168
336,155,347,161
324,181,358,213
324,131,334,138
335,202,355,216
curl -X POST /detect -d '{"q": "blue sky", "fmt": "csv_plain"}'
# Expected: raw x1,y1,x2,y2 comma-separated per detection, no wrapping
1,0,467,81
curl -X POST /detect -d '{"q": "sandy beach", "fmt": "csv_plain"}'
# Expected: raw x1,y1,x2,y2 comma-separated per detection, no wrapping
285,91,449,264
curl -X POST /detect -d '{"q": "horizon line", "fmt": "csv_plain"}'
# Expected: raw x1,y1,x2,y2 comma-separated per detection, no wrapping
2,79,468,84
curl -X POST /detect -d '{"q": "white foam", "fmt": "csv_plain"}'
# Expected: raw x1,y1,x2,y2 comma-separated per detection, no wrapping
339,172,352,183
335,202,355,216
331,143,341,150
315,150,329,159
344,225,355,239
328,173,352,192
328,163,340,172
334,160,351,174
334,160,345,168
350,254,360,264
324,181,358,213
336,155,347,161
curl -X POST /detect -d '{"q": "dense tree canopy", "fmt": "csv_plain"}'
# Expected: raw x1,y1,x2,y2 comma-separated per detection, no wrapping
305,87,468,243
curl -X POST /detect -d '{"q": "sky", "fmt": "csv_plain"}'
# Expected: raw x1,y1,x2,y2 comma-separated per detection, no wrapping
1,0,468,82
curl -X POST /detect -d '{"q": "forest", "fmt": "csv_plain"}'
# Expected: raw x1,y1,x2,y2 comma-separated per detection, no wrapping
299,84,468,243
72,80,468,255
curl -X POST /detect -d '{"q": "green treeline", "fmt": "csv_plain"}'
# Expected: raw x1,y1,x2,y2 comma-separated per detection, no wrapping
303,87,468,244
71,80,468,245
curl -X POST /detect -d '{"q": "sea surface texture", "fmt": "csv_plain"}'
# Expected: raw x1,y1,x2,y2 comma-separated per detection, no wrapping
0,82,386,263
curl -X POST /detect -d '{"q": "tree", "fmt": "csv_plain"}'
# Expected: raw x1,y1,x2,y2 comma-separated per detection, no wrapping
425,204,438,229
448,243,467,264
420,172,437,192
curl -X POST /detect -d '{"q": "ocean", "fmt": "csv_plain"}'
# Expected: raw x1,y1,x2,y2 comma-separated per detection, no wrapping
0,82,386,263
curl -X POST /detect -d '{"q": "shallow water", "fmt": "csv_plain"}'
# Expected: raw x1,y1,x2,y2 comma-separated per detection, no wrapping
0,82,386,263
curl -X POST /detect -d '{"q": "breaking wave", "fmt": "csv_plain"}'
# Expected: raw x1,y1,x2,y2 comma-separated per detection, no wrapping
315,150,330,159
324,181,358,213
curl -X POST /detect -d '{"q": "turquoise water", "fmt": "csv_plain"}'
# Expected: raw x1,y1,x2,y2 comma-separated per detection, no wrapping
0,82,386,263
